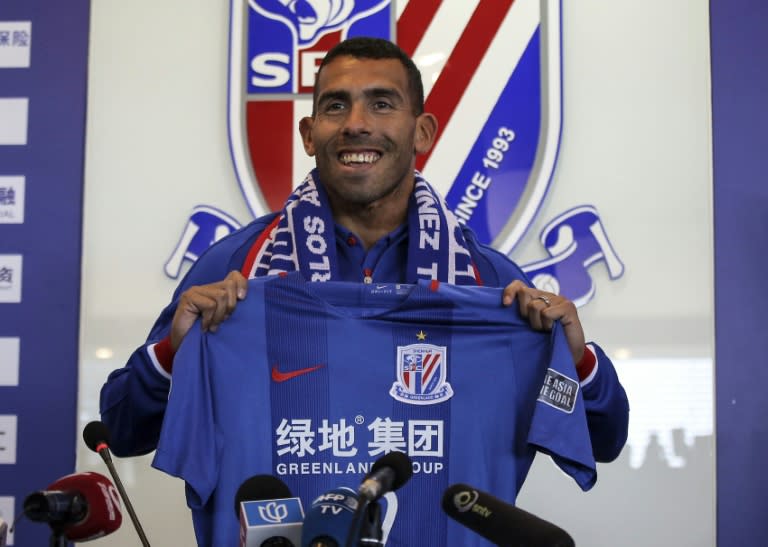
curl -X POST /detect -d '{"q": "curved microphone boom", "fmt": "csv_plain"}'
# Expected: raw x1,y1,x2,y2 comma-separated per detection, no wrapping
23,471,122,543
83,420,151,546
442,483,575,547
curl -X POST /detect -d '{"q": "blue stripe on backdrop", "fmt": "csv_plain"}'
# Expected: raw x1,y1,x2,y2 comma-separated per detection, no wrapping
711,0,768,544
0,1,90,545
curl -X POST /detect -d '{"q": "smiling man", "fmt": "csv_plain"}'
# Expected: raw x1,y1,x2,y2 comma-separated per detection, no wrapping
100,37,629,546
299,49,437,250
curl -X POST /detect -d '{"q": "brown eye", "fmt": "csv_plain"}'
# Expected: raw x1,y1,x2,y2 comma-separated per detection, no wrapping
324,102,345,113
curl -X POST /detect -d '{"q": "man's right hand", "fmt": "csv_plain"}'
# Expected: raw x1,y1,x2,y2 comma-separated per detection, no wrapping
170,270,248,351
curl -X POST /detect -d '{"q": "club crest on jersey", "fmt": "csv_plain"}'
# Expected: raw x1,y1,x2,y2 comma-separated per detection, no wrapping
390,343,453,405
228,0,563,254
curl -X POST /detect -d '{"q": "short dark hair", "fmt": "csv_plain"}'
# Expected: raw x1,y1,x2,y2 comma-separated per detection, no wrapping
313,37,425,115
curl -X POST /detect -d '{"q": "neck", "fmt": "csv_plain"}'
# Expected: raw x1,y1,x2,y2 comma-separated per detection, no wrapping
332,201,408,250
329,181,413,250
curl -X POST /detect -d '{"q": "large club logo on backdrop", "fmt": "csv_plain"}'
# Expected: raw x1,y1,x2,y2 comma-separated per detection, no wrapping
165,0,625,307
229,0,560,251
229,0,392,215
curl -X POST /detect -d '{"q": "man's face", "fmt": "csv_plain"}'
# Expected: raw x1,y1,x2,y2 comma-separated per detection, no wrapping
299,56,436,208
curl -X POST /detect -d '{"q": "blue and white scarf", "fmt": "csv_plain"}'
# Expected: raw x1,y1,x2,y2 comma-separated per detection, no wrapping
243,169,478,286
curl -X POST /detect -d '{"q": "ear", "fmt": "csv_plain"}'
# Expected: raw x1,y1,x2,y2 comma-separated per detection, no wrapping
299,116,316,156
414,112,438,155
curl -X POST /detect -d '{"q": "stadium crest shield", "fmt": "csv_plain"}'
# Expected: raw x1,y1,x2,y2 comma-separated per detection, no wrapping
228,0,562,253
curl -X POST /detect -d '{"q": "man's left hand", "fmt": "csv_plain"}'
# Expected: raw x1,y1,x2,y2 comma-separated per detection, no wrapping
502,280,585,364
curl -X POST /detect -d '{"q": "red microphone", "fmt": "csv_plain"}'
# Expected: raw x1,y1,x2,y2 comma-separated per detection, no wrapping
23,471,122,542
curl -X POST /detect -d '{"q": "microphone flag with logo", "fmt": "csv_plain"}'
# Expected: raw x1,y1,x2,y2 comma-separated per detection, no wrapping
236,475,304,547
23,471,122,542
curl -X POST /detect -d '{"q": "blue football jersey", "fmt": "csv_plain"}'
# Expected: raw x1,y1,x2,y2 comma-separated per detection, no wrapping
153,273,596,546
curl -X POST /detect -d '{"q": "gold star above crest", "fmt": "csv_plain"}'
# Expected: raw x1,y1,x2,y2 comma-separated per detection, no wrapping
416,330,427,340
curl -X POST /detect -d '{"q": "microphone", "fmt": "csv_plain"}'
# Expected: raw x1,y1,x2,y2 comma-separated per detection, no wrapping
357,451,412,503
82,420,151,546
235,475,304,546
344,452,412,547
442,484,575,547
23,471,122,542
235,475,292,519
300,487,359,547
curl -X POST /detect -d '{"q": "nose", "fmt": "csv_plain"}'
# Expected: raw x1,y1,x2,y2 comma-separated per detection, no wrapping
341,101,371,136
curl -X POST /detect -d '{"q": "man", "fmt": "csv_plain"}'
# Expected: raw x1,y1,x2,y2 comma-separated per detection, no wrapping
100,36,628,539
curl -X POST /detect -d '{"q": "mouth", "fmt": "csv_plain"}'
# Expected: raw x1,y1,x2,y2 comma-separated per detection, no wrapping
338,150,382,166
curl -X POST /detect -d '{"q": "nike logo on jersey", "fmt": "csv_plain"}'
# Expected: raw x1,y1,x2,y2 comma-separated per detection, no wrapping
271,363,324,382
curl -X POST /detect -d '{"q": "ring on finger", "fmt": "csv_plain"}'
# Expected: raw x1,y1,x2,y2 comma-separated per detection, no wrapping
533,295,551,307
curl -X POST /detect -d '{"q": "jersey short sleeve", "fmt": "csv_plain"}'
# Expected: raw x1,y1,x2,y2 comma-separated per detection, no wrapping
525,323,597,490
152,323,222,510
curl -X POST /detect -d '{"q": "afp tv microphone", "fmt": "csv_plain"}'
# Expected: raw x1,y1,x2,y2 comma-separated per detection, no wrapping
301,487,359,547
442,483,575,547
23,471,122,542
236,475,304,546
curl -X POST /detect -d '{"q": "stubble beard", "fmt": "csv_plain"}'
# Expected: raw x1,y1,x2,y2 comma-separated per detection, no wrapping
317,139,415,211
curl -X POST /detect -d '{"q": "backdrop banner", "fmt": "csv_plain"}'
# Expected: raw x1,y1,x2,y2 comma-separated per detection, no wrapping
0,1,91,545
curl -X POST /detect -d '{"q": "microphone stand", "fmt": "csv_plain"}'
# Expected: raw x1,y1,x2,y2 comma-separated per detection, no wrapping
358,501,383,546
97,447,151,546
345,499,369,547
49,525,67,547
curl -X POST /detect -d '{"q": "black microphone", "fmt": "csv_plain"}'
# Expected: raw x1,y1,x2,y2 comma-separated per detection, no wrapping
83,420,151,546
442,484,575,547
23,471,122,542
235,475,304,546
345,452,412,547
357,451,412,503
234,475,293,519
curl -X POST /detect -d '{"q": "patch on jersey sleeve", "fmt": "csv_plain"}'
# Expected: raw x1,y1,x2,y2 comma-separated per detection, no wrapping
390,344,454,405
538,369,579,413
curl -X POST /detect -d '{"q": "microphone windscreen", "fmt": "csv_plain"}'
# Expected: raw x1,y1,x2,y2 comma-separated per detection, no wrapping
234,475,293,518
369,451,412,491
83,421,111,452
48,472,122,541
300,487,359,547
442,483,574,547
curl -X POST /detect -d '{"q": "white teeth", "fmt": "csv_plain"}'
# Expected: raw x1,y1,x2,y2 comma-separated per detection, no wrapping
340,152,380,165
